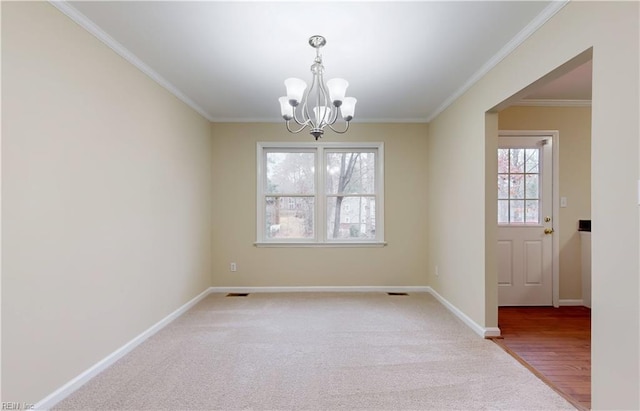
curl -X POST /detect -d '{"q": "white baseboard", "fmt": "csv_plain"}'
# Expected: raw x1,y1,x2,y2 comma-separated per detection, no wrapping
211,286,500,337
558,299,585,306
206,286,501,338
210,286,432,294
34,287,213,410
425,287,501,338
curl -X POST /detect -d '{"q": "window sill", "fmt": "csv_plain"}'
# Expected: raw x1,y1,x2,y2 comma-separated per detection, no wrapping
254,241,387,248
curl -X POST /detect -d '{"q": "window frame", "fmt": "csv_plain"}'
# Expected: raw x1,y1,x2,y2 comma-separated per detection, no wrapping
256,141,385,247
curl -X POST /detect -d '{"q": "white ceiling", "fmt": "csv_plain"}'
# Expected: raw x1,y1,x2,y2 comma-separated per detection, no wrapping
59,1,579,123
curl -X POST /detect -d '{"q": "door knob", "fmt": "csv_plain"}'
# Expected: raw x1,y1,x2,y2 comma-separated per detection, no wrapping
544,228,554,235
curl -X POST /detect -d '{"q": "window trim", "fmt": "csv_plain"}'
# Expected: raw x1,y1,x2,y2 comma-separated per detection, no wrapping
256,141,385,247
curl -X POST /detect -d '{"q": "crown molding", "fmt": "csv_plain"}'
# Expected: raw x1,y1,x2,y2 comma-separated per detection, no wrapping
425,0,570,122
209,117,430,124
48,1,215,122
513,99,592,107
353,117,429,124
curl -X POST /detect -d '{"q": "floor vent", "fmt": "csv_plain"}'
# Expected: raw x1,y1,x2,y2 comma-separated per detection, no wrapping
226,293,250,297
387,292,409,296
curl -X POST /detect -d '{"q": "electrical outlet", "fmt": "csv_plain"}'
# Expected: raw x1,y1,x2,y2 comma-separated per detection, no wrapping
230,262,237,272
435,265,439,276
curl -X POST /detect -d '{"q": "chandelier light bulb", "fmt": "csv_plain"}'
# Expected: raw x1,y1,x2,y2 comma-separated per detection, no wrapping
279,35,356,140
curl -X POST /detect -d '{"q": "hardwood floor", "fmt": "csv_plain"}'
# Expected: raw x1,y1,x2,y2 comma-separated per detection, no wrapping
492,306,591,410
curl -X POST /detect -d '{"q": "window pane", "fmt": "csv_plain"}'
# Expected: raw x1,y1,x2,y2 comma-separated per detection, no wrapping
265,197,314,239
510,200,524,223
498,200,509,224
525,149,539,173
326,152,375,194
525,174,539,199
510,174,524,199
326,196,376,240
498,174,509,199
525,200,539,223
266,152,314,194
510,149,525,173
498,149,510,173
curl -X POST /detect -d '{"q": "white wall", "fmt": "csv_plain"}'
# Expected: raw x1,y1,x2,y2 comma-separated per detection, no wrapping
427,2,638,408
2,2,213,403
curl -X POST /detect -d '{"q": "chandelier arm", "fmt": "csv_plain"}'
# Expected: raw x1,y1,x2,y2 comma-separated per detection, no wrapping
304,73,319,129
291,102,307,126
328,121,351,134
301,99,312,129
286,120,310,134
317,72,335,126
327,105,339,126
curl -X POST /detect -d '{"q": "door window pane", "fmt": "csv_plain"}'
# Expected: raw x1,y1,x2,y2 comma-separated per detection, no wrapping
525,200,539,223
510,175,524,199
498,175,509,199
498,149,510,173
525,149,539,173
498,200,509,224
510,149,525,173
510,200,525,223
525,174,539,199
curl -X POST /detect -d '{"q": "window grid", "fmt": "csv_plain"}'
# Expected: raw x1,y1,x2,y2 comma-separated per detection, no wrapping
498,148,540,224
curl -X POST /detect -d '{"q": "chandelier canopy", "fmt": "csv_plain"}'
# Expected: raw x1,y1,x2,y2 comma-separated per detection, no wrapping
279,35,357,140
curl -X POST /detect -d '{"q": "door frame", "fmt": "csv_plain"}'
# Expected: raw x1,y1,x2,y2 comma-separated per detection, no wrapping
498,130,560,307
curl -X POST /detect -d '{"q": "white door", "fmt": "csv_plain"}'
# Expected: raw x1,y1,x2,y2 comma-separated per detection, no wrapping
498,135,553,306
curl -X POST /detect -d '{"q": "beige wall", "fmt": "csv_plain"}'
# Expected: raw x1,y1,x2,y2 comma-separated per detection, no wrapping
427,2,638,408
210,123,429,287
2,1,638,409
499,106,591,300
2,2,213,403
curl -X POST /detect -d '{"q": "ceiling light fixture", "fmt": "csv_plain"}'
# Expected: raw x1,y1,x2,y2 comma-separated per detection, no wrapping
279,35,357,140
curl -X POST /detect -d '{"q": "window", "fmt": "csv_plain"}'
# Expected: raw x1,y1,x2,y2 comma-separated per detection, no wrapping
257,142,384,245
498,147,540,224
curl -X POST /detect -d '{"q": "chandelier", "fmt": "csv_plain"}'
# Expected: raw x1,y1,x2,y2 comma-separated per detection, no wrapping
278,35,357,140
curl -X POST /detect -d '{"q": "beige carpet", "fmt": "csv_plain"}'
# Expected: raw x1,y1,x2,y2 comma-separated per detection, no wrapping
54,292,575,410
